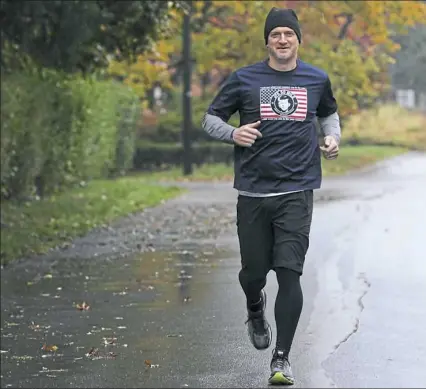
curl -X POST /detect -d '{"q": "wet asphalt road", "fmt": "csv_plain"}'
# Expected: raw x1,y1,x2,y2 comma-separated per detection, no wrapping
1,152,426,388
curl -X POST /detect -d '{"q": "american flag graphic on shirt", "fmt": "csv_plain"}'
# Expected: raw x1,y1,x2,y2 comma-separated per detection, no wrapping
260,86,308,121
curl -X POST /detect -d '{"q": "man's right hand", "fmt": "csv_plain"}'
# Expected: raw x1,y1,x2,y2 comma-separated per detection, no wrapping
232,121,262,147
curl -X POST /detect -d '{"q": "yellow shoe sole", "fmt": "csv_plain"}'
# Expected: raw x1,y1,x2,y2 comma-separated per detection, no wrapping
268,371,294,386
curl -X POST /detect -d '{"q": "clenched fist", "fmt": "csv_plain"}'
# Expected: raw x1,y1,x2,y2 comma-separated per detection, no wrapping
320,135,339,160
232,121,262,147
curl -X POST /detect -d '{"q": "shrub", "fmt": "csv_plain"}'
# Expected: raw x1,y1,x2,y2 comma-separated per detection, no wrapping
1,70,62,198
1,70,140,199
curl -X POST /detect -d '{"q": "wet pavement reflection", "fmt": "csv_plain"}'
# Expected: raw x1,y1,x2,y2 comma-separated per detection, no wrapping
1,247,230,388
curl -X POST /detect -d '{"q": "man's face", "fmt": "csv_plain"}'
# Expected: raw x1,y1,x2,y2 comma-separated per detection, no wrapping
278,97,290,111
267,26,299,63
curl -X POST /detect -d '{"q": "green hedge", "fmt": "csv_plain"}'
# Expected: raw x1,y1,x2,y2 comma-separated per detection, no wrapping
1,70,140,199
133,141,234,171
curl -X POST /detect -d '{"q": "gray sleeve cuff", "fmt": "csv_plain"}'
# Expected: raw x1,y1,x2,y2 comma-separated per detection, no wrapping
201,113,236,144
318,112,341,144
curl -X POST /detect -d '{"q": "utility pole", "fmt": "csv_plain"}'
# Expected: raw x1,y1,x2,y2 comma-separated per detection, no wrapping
182,4,193,176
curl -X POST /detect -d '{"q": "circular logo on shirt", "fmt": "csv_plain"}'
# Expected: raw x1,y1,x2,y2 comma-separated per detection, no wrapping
270,90,299,116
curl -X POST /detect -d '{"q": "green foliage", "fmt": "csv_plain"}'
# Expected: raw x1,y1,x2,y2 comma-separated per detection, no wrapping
0,0,184,74
114,90,141,175
65,77,134,180
1,70,140,199
299,40,381,114
1,70,57,198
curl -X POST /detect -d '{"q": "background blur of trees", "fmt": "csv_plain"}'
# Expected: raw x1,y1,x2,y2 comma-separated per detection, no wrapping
1,0,426,200
1,0,187,200
391,24,426,94
108,0,426,170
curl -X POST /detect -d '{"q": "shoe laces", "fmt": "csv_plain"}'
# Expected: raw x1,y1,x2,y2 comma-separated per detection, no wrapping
272,349,288,369
245,311,266,333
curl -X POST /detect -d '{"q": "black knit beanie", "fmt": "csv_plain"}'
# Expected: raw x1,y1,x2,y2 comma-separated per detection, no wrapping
264,8,302,45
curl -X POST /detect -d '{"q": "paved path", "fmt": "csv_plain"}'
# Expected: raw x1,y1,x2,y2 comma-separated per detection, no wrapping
1,152,425,388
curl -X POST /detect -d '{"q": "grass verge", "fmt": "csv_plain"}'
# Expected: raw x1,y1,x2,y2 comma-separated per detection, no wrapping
343,104,426,150
1,177,183,264
322,145,407,175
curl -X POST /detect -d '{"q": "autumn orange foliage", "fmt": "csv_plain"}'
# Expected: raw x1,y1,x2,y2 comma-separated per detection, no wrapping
108,0,426,117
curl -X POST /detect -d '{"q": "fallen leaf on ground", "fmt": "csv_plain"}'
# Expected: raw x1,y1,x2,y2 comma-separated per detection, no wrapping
86,347,99,358
76,302,90,311
29,322,40,330
29,322,50,331
144,359,152,367
144,359,159,368
41,344,58,352
106,352,117,359
103,335,117,345
86,347,117,360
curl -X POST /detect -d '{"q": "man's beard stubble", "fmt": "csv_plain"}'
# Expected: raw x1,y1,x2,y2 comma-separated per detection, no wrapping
269,47,297,64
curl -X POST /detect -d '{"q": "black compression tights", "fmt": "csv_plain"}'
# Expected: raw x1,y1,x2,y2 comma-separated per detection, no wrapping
239,267,303,356
274,267,303,355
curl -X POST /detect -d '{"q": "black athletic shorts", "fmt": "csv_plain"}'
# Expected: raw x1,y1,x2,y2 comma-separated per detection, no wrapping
236,190,314,275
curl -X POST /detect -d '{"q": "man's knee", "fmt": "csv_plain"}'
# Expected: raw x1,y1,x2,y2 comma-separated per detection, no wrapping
239,265,269,286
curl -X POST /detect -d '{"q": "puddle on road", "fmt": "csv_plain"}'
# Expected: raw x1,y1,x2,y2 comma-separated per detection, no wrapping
0,246,231,387
88,249,219,308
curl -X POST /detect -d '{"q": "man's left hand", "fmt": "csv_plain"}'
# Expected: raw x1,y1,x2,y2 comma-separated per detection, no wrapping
320,136,339,160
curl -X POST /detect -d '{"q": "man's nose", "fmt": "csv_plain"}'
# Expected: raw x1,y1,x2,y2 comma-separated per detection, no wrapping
278,34,288,43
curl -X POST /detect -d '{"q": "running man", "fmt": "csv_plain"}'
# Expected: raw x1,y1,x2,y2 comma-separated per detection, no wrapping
202,7,341,385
